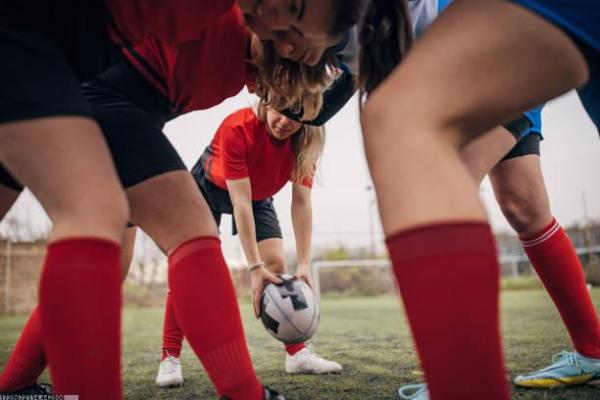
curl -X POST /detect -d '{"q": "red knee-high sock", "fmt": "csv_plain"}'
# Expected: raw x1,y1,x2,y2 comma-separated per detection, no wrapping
168,237,262,400
387,222,509,400
0,306,46,391
162,292,184,359
284,343,305,355
39,238,122,399
522,217,600,358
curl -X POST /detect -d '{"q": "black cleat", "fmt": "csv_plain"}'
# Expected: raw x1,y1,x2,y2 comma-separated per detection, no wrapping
220,385,286,400
1,383,55,395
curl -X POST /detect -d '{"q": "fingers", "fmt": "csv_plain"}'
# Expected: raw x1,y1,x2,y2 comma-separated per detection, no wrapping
253,288,263,318
265,271,283,284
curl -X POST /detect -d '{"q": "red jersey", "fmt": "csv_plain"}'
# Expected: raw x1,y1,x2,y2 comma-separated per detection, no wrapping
120,4,251,114
105,0,234,45
204,108,312,201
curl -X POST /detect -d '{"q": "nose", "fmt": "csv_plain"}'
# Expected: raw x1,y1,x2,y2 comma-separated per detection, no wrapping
274,39,296,58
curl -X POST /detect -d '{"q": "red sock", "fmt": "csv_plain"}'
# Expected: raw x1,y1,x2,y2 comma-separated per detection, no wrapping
0,306,46,391
162,292,184,359
39,238,122,399
387,222,509,400
168,237,262,400
284,343,306,356
522,218,600,358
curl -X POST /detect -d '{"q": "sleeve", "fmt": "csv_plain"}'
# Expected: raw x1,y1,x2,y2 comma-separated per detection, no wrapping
282,64,357,126
106,0,235,45
220,124,250,180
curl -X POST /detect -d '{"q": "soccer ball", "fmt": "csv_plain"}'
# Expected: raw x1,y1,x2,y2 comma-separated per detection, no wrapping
260,274,320,344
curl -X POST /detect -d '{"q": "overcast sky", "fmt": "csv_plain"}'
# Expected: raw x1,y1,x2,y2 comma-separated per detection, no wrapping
2,89,599,263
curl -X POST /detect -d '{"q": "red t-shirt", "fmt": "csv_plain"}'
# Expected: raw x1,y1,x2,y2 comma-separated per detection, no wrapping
105,0,235,45
120,4,251,114
204,108,312,201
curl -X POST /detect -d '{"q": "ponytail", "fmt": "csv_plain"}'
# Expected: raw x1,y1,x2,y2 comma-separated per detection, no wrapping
358,0,413,100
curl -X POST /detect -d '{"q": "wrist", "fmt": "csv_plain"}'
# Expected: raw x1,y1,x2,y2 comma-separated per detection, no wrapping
248,260,265,272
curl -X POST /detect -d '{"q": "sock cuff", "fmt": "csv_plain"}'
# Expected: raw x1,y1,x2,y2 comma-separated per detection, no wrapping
386,221,495,261
285,342,306,355
520,217,561,248
169,236,221,265
48,237,120,252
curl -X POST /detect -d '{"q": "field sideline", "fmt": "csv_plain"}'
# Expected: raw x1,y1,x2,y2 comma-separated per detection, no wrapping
2,291,600,399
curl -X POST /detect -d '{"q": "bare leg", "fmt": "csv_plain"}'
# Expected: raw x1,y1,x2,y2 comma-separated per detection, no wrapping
127,171,262,398
0,116,128,399
120,227,137,280
489,154,551,236
460,127,517,184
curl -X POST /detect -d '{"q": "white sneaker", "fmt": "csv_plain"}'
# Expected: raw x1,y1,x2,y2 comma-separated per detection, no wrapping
285,347,343,374
155,356,183,387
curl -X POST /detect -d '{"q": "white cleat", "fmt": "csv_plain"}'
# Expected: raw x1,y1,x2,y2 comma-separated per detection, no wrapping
285,347,343,374
155,356,183,387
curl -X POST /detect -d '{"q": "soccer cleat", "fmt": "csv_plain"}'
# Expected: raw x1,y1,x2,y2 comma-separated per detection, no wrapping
514,351,600,388
285,347,343,374
398,383,429,400
220,385,286,400
155,355,184,387
1,383,55,395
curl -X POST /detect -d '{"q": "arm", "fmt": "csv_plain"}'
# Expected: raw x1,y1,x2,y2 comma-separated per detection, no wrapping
291,183,315,288
226,178,261,265
226,178,282,316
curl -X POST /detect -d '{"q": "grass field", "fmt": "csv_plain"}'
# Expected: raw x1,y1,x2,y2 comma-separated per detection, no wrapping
2,290,600,399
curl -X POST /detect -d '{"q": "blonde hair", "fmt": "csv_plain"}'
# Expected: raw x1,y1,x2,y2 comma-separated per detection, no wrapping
250,34,338,121
257,102,325,184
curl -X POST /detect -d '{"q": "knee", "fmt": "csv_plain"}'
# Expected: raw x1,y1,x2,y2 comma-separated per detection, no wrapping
59,184,130,236
264,254,287,275
496,192,545,236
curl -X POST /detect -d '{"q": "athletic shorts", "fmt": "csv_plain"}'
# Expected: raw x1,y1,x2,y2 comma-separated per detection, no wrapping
191,153,283,242
0,0,118,125
509,0,600,130
81,59,187,188
501,131,541,161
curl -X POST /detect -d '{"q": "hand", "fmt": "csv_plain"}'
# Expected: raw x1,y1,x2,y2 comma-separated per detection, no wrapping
293,263,314,290
251,267,283,318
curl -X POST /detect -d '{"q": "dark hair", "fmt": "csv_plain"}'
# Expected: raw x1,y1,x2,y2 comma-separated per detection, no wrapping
358,0,413,100
330,0,367,36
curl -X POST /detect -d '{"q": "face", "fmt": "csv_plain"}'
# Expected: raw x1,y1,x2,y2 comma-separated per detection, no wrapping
240,0,335,35
241,0,339,65
265,108,303,140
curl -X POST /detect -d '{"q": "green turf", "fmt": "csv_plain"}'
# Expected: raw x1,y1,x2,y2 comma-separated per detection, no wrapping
2,290,600,399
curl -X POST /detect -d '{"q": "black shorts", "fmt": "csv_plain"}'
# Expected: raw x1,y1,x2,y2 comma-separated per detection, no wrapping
191,153,283,242
81,59,187,188
0,0,118,125
501,132,541,162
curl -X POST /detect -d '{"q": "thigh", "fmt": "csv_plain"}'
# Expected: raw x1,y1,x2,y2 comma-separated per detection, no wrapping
367,0,589,138
126,170,218,254
0,117,128,242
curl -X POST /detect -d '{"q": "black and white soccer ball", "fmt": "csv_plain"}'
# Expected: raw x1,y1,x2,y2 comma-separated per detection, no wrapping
260,274,320,344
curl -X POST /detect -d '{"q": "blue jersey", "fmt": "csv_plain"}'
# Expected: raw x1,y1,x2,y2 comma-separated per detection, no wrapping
510,0,600,132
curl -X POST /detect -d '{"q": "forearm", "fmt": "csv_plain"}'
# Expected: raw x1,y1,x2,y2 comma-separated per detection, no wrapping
233,204,261,265
292,202,312,265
